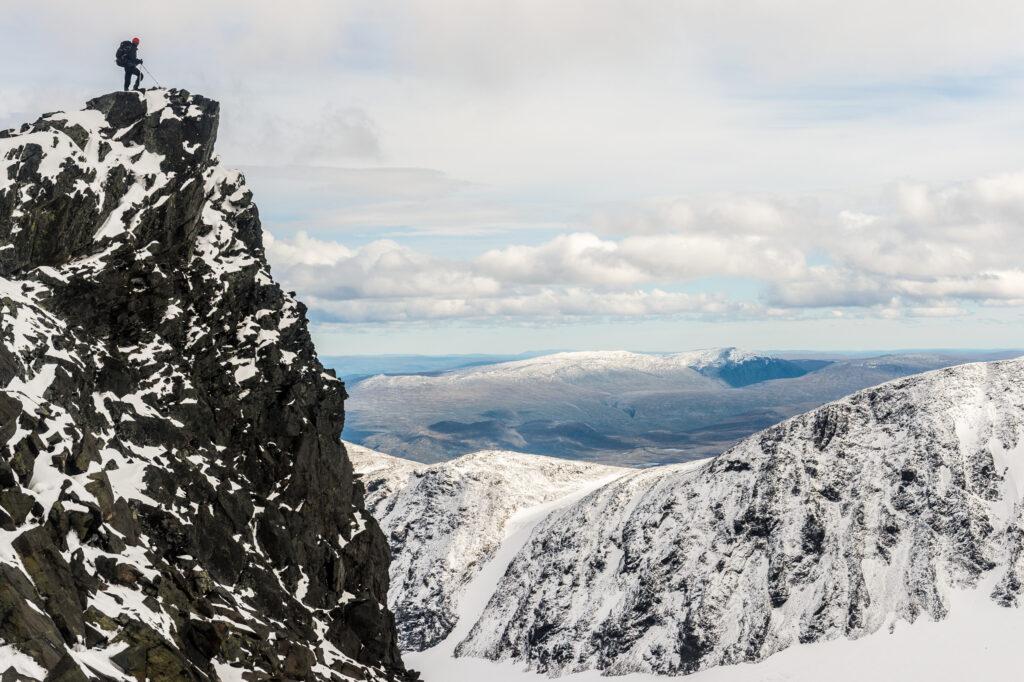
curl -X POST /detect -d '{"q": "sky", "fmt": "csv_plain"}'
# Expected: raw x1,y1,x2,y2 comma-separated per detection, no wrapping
3,1,1024,354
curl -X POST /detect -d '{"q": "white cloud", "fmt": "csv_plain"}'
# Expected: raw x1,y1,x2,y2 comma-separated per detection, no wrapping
477,231,807,286
265,230,765,323
9,0,1024,196
264,170,1024,325
264,231,354,267
266,232,500,301
304,288,747,324
476,234,646,287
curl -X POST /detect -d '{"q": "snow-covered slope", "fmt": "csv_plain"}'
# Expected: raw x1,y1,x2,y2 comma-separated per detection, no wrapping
349,445,626,652
408,586,1024,682
455,358,1024,676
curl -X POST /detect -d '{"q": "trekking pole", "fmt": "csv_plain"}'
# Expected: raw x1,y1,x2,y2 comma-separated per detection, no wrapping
142,65,163,88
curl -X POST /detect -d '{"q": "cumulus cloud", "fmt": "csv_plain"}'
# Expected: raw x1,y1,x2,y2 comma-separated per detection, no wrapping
824,175,1024,277
266,232,500,301
264,230,765,323
477,232,807,286
304,288,749,324
476,234,647,287
759,173,1024,310
264,170,1024,325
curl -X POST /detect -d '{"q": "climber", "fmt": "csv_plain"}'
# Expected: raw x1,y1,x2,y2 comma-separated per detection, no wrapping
115,37,144,91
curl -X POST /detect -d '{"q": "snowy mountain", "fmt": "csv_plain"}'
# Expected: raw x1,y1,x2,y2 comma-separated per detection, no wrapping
321,353,548,383
681,347,812,387
357,348,794,386
0,91,409,680
346,348,998,464
348,444,624,652
455,358,1024,676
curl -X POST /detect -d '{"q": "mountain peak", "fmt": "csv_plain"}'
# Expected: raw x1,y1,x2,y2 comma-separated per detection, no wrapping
670,346,756,367
0,93,410,680
1,89,223,278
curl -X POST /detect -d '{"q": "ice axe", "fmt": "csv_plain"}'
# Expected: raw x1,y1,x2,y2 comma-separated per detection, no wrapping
142,64,163,89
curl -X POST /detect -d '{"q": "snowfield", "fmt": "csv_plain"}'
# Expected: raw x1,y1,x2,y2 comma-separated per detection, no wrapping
408,579,1024,682
459,358,1024,676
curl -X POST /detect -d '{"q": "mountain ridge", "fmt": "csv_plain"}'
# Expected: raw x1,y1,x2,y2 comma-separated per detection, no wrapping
357,347,787,386
455,357,1024,675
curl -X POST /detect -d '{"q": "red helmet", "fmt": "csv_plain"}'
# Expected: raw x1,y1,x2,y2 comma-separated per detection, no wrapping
132,37,140,45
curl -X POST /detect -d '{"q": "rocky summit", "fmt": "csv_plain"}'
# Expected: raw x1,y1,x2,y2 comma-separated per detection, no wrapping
0,90,411,681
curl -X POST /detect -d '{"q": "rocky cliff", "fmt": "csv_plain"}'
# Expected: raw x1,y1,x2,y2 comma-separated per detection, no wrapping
0,90,410,681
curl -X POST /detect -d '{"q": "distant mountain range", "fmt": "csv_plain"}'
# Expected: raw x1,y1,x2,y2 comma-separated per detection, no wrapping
343,348,1021,465
322,352,552,383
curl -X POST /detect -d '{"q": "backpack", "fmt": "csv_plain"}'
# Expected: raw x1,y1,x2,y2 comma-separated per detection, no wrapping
115,41,132,67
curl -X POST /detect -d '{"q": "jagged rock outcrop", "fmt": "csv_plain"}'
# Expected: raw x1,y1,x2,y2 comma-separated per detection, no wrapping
0,90,411,680
456,359,1024,676
347,443,624,652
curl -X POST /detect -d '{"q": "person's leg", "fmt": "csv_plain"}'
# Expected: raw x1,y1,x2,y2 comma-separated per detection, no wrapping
133,66,144,90
123,67,131,91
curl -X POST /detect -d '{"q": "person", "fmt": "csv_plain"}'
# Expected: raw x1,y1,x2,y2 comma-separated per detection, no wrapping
115,37,144,91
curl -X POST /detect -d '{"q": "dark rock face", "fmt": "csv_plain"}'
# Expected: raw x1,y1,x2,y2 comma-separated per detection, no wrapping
0,90,411,680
